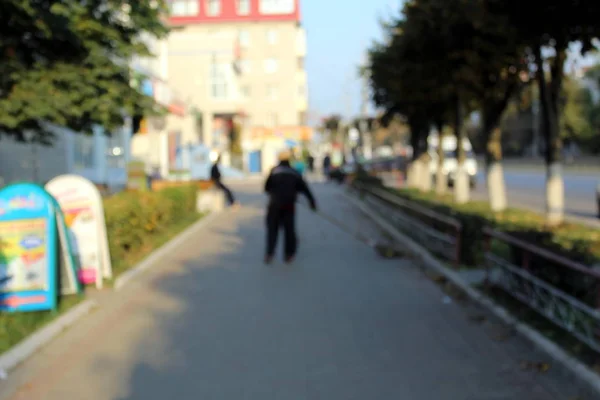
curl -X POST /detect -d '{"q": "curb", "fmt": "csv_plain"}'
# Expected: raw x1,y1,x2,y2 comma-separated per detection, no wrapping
342,190,600,396
0,212,222,377
114,211,222,291
0,299,97,374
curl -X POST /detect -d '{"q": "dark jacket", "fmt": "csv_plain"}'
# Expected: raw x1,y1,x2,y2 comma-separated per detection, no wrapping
265,161,316,209
210,163,221,182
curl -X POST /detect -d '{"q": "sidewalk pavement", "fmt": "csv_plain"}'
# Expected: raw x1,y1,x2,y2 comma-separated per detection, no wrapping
0,182,583,400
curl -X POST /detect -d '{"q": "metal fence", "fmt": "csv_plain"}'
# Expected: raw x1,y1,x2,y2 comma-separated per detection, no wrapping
483,228,600,352
352,182,462,266
353,182,600,352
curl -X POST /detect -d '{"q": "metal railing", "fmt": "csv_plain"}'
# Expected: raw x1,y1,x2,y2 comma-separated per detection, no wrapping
352,182,462,266
352,181,600,351
483,227,600,352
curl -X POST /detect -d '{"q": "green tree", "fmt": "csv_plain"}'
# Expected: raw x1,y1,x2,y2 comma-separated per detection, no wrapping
321,115,342,143
467,0,529,212
370,0,485,200
499,0,600,225
561,76,593,145
0,0,170,144
369,10,439,191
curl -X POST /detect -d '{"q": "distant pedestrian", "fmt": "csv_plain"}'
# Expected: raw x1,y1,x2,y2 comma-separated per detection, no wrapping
322,153,332,180
264,150,317,264
307,153,315,173
211,154,239,208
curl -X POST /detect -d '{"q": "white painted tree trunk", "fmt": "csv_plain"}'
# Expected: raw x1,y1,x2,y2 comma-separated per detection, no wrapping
453,163,470,204
420,159,432,192
412,160,424,189
545,162,564,226
406,162,418,188
486,161,507,212
436,166,447,195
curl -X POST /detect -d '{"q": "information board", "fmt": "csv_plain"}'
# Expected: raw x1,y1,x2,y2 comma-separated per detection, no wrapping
0,184,59,312
51,198,81,295
46,175,112,289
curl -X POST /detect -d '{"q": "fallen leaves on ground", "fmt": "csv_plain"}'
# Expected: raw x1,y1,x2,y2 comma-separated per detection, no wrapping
519,360,551,373
468,314,487,323
489,327,516,342
429,274,448,284
443,283,468,302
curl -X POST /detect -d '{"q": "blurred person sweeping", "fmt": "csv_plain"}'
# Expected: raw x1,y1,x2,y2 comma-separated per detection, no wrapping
264,149,317,264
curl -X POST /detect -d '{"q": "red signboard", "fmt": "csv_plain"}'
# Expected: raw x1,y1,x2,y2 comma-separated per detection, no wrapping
169,0,301,25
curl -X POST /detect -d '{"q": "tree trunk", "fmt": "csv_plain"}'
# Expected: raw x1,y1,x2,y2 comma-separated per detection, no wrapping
419,151,432,192
453,97,469,204
535,44,565,226
485,126,507,212
407,123,422,189
435,124,447,195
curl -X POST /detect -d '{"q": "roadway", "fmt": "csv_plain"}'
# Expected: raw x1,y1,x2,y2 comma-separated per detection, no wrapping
472,170,600,228
379,168,599,228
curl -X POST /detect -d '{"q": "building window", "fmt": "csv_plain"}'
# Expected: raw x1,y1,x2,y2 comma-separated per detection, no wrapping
266,29,278,45
264,58,278,74
270,113,279,127
267,84,278,100
170,0,199,16
298,84,305,97
237,0,250,15
207,0,221,16
210,62,229,99
238,30,250,48
240,85,251,99
238,59,251,74
259,0,294,15
297,57,304,69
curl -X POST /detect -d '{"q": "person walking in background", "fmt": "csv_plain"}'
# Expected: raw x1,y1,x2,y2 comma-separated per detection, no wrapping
211,154,239,208
264,150,317,264
307,152,315,173
322,152,332,181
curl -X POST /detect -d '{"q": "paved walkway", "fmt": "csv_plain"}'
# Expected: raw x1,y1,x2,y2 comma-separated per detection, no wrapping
0,183,584,399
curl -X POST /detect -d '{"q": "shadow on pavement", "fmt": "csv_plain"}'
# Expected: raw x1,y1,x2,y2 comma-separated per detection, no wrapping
25,183,583,400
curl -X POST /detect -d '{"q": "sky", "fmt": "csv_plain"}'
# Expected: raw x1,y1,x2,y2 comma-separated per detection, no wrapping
300,1,599,127
302,0,402,124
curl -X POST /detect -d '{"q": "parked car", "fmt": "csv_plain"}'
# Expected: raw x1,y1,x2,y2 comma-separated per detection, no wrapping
428,134,478,188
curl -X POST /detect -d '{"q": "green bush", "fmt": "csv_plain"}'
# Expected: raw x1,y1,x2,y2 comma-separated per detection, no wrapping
394,188,600,305
103,185,197,274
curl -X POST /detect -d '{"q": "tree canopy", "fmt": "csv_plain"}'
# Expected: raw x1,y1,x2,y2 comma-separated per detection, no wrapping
0,0,170,143
368,0,600,162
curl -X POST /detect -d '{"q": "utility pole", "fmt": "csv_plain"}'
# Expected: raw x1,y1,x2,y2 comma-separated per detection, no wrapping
360,52,373,160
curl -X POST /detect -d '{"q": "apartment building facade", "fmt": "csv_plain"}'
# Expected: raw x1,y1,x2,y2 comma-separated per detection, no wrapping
167,0,309,172
129,31,195,180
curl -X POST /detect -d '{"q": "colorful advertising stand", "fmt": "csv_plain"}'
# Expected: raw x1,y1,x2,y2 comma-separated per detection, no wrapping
46,175,112,289
0,183,80,312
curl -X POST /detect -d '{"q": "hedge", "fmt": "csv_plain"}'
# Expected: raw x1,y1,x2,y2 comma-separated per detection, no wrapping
0,184,200,355
354,177,600,306
103,184,198,276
